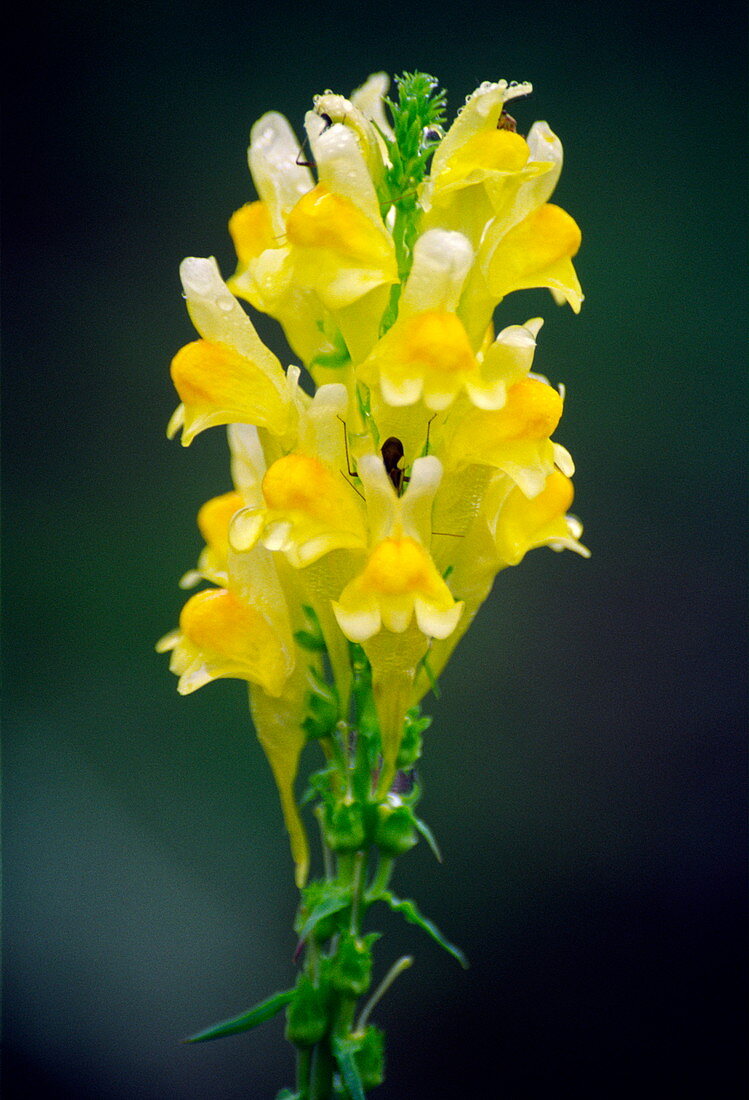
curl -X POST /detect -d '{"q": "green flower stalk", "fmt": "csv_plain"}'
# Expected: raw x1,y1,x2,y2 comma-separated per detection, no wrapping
159,71,588,1098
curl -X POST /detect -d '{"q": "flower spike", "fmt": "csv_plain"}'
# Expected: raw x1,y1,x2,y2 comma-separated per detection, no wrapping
160,71,588,1094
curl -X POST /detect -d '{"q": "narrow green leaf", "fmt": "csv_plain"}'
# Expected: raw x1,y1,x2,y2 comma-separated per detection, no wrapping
297,890,350,943
416,652,441,699
415,816,442,862
333,1036,366,1100
376,891,468,968
184,989,294,1042
294,629,327,652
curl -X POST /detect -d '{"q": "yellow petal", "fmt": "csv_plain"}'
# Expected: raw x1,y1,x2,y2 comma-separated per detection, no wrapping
178,587,290,697
260,453,367,565
446,377,563,464
249,680,310,887
495,470,577,565
359,310,476,409
169,338,293,444
197,491,245,561
286,184,397,310
429,79,532,180
194,490,245,583
229,201,277,266
485,203,583,311
434,129,530,189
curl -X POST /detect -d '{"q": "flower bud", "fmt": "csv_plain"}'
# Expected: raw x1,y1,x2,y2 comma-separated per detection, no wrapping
355,1026,386,1089
373,801,417,856
330,933,377,997
285,975,330,1047
396,707,429,768
324,799,367,852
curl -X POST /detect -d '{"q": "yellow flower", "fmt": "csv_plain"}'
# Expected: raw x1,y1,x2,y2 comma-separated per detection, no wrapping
163,71,589,881
228,383,368,569
176,490,245,589
358,309,477,411
157,586,292,698
418,80,583,346
330,452,464,784
442,374,564,497
333,535,462,642
229,80,399,369
248,451,368,567
167,257,302,447
492,469,589,566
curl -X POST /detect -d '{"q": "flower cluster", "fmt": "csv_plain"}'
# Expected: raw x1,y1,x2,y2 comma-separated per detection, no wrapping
159,73,588,891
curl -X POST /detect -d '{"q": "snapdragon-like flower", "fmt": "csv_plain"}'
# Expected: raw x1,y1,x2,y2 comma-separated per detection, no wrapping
160,71,590,1096
160,70,587,888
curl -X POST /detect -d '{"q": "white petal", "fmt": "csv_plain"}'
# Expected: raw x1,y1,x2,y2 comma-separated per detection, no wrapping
400,455,443,543
380,373,424,408
525,121,563,204
400,230,474,317
179,257,287,394
228,424,266,505
229,507,265,553
414,598,464,640
332,600,381,643
307,114,382,226
381,604,414,633
249,111,313,232
350,72,394,140
464,378,508,410
177,661,214,695
552,442,575,477
358,453,397,543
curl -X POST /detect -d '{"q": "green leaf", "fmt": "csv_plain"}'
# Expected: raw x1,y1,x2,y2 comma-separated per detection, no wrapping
414,816,442,862
294,605,328,651
416,651,441,699
296,887,350,943
333,1036,366,1100
184,989,294,1042
294,629,327,652
375,891,468,969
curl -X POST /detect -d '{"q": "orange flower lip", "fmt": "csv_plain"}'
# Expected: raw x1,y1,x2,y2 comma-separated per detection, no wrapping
360,537,444,597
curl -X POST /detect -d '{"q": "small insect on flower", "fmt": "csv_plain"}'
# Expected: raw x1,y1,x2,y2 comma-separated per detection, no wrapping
380,436,408,494
295,111,333,168
339,416,438,498
497,109,517,132
338,417,410,498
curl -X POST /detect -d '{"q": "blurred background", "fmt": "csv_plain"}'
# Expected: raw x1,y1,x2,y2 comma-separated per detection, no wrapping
3,0,747,1095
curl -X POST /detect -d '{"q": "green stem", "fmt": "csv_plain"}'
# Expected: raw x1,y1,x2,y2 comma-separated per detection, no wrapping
296,1045,312,1099
307,937,321,985
310,1038,334,1100
336,851,355,888
315,805,334,882
357,955,414,1031
367,855,395,900
349,851,366,934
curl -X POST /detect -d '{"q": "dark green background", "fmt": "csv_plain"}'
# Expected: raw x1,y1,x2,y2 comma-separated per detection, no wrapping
4,0,747,1095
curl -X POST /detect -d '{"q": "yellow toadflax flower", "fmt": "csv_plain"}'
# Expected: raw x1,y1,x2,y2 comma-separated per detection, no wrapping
160,70,587,894
159,73,591,1095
